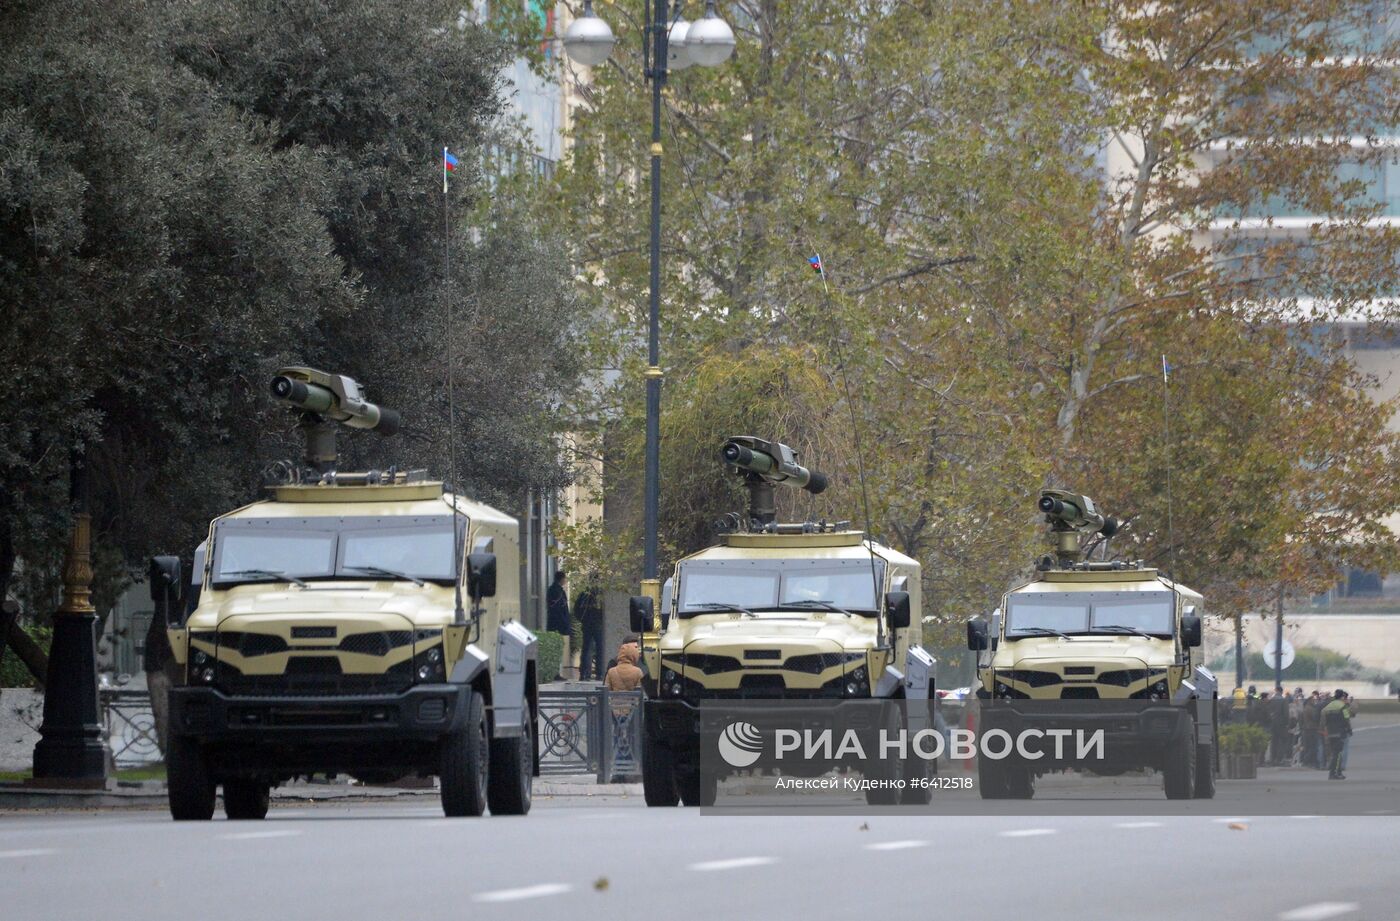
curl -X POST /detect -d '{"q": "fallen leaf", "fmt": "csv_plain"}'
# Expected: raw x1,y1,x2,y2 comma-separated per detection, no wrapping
859,822,869,831
593,877,610,891
1228,822,1248,831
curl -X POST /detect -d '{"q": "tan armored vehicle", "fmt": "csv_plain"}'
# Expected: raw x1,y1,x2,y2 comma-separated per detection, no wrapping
633,437,936,807
967,490,1217,799
155,368,537,820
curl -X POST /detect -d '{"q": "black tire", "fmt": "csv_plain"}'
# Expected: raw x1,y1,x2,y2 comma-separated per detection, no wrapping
676,763,717,807
1193,742,1216,799
900,755,932,805
978,756,1009,799
642,731,680,807
223,779,270,820
441,691,489,817
167,734,215,821
1163,734,1197,800
1003,760,1035,800
487,726,533,816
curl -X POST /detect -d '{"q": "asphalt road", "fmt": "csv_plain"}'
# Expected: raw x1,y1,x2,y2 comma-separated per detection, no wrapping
3,724,1397,921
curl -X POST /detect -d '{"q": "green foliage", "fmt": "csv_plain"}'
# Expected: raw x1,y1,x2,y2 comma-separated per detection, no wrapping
1219,723,1271,755
0,621,50,688
535,630,565,683
552,0,1400,627
0,0,589,602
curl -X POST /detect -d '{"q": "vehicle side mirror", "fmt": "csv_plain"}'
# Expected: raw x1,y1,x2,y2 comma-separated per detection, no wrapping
149,556,183,626
1180,613,1202,648
466,552,497,601
629,595,655,634
884,591,911,631
967,618,989,652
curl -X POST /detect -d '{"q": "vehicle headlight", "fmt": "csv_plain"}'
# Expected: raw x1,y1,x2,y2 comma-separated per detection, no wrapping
199,667,215,684
193,650,209,666
416,643,446,683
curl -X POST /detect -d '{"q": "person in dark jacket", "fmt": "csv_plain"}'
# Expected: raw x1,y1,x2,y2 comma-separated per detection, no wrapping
1322,689,1353,780
1270,685,1293,765
575,576,605,681
546,570,571,635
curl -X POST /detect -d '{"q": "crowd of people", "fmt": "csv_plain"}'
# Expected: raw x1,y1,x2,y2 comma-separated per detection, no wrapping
1228,685,1356,779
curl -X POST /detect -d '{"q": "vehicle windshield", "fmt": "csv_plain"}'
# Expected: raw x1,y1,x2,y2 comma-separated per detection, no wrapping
211,516,458,587
1004,591,1175,638
677,560,885,617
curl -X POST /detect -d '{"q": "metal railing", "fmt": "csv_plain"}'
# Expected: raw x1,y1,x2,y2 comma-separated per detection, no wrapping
537,688,642,783
100,688,162,768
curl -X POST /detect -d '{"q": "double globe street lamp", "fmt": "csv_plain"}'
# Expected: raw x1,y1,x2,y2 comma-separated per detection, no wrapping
562,0,736,600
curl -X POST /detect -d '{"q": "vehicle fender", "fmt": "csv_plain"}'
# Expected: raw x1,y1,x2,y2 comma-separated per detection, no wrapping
902,646,936,735
490,622,537,737
450,643,490,684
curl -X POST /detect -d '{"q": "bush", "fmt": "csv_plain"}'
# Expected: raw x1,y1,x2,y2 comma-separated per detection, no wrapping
536,630,564,684
1219,723,1270,755
0,622,51,688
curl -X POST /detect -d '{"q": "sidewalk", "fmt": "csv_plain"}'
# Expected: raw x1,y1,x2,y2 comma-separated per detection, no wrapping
0,774,641,811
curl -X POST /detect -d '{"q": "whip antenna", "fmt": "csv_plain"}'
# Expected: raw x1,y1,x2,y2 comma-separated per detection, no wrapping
445,146,465,625
811,253,885,647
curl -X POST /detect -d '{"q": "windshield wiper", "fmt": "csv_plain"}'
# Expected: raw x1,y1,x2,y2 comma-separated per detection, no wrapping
1094,624,1159,639
1015,626,1072,640
689,601,758,618
219,569,307,589
779,600,854,618
344,565,426,587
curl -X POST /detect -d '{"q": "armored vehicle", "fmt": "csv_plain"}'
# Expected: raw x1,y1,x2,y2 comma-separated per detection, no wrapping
967,490,1217,799
155,368,537,820
633,437,936,807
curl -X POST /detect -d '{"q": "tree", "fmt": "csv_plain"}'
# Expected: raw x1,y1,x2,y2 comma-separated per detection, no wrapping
552,0,1400,631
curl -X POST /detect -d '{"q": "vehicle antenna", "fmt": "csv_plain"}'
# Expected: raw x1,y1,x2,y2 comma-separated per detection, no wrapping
445,146,465,626
1161,355,1181,607
810,251,885,647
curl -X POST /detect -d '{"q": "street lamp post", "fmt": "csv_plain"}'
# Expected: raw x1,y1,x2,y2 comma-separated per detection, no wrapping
563,0,735,601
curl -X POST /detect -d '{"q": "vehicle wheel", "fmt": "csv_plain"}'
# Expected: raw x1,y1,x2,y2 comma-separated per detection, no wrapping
487,726,533,816
223,779,270,820
676,763,717,807
441,691,489,817
1193,742,1216,799
900,755,932,806
1003,760,1035,800
1163,733,1197,800
978,756,1009,800
167,734,215,821
642,731,680,807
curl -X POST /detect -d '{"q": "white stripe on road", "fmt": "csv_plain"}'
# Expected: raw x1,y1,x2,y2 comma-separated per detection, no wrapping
0,848,58,859
1212,817,1249,824
218,830,303,840
689,857,778,872
1114,821,1163,829
997,828,1057,838
1352,722,1400,732
473,884,572,903
1277,902,1359,921
864,840,929,851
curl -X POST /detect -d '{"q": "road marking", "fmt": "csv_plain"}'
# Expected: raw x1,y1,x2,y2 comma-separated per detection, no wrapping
1212,817,1249,824
1114,821,1163,829
218,829,302,840
0,848,58,859
688,856,778,872
472,884,572,903
997,828,1056,838
1353,722,1400,732
864,840,929,851
1289,815,1321,820
1277,902,1359,921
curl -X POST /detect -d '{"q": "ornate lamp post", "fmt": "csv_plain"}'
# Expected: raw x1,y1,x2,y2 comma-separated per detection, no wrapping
32,457,108,784
562,0,735,604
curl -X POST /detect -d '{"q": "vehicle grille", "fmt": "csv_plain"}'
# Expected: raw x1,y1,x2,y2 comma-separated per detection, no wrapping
337,631,413,656
215,658,414,697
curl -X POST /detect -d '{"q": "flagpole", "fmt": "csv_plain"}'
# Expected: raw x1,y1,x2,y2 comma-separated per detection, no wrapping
1162,354,1177,583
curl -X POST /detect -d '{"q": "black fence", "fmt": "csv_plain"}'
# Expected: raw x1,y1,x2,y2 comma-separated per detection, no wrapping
538,688,642,783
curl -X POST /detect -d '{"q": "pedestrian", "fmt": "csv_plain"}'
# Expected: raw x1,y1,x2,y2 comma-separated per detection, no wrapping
1299,692,1321,768
1322,689,1353,780
605,640,643,692
546,570,572,668
575,575,605,681
1270,686,1292,765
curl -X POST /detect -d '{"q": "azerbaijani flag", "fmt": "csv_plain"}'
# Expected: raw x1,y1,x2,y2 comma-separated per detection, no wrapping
444,149,459,172
808,255,823,274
